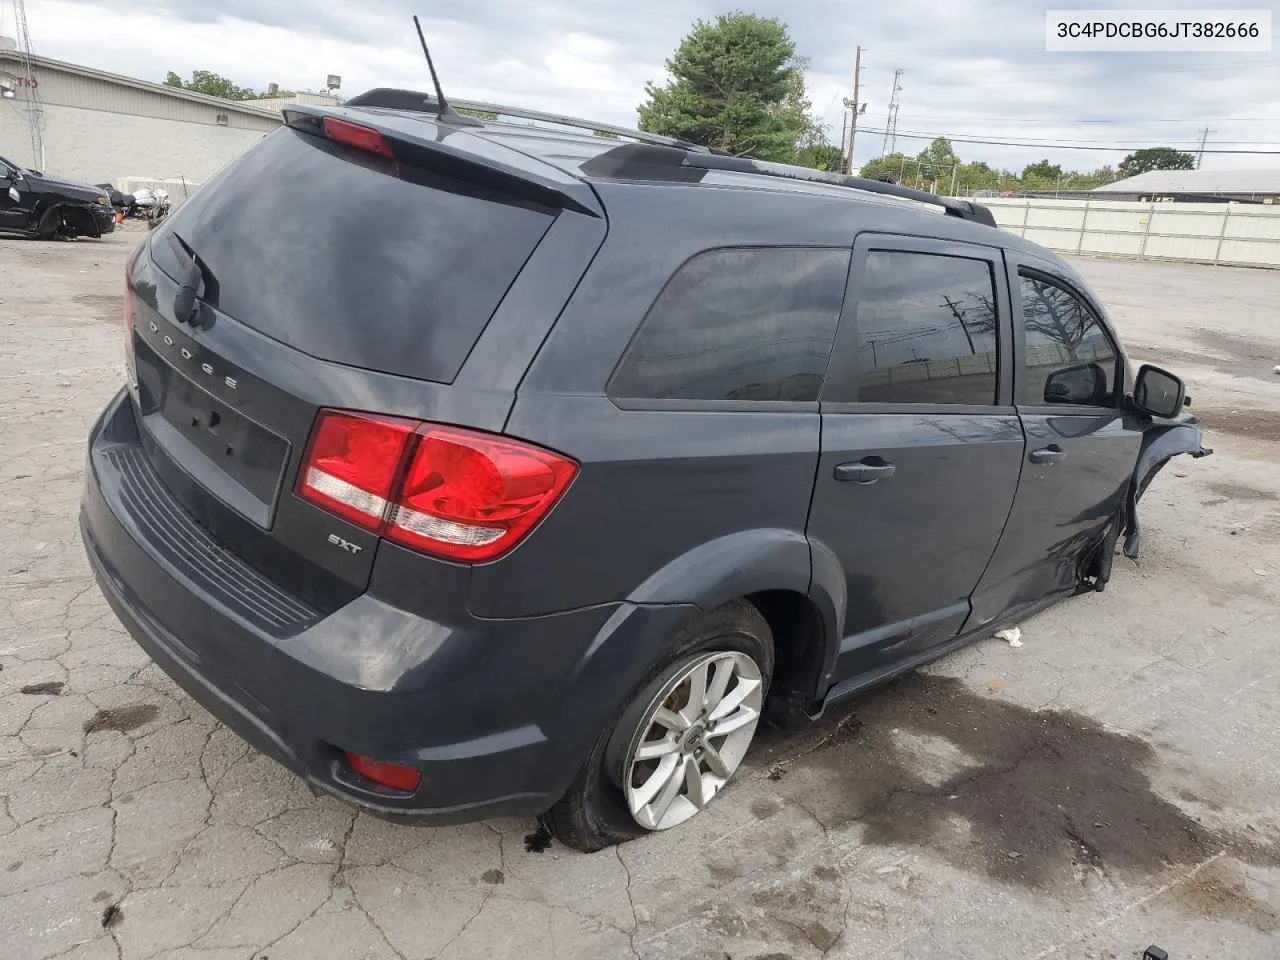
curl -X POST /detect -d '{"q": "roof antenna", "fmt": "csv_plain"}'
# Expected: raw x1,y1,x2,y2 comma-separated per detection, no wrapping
413,15,482,126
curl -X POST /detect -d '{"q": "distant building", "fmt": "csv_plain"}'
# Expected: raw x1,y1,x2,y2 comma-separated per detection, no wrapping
1092,168,1280,204
239,92,342,114
0,48,280,186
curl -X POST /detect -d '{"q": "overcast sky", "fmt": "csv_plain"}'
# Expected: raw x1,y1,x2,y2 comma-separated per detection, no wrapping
10,0,1280,173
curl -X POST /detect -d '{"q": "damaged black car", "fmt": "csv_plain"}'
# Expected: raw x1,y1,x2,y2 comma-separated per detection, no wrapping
0,153,116,239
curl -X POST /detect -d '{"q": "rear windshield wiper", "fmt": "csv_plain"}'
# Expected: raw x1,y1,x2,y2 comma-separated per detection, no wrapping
167,231,220,326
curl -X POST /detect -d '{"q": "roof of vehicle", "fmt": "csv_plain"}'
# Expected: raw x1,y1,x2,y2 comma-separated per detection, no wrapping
314,91,1073,270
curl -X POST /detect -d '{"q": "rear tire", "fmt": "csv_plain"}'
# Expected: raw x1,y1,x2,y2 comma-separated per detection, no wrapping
542,600,774,852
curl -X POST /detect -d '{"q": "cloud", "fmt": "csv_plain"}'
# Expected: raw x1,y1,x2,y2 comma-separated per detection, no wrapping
17,0,1279,173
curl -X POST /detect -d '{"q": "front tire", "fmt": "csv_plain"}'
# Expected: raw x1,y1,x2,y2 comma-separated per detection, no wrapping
542,601,774,852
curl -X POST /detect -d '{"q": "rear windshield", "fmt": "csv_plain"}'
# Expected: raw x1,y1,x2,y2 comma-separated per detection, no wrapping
150,127,554,383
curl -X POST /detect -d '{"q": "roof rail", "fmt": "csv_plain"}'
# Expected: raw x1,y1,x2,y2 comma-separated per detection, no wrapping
344,88,714,153
579,144,999,228
686,153,999,227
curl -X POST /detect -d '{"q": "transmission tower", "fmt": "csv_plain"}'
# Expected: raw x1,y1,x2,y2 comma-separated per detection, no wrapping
881,69,903,155
1,0,46,170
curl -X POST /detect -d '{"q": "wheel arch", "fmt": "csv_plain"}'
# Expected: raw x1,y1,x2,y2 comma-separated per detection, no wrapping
625,528,846,712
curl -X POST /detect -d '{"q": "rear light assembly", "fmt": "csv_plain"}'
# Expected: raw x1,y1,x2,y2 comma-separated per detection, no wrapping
298,409,577,563
320,116,395,159
344,752,421,792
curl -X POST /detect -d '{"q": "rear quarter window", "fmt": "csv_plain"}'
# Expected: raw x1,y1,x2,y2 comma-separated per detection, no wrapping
150,128,555,383
608,247,850,403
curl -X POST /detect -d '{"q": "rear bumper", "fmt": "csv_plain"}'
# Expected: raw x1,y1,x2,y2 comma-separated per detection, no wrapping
82,388,692,822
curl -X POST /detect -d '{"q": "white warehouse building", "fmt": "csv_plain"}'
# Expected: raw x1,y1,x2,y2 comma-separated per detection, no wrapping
0,48,284,188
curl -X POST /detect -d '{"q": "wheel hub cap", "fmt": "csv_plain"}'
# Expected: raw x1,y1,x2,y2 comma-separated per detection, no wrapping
623,650,763,831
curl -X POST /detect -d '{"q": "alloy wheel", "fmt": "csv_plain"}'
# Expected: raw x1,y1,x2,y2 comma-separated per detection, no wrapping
622,650,763,831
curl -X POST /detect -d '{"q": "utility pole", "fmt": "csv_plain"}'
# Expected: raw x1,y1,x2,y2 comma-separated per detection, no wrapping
840,46,863,174
4,0,46,170
882,69,903,155
1195,127,1216,169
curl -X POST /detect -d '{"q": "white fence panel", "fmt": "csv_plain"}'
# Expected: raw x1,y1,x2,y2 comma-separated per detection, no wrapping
980,198,1280,268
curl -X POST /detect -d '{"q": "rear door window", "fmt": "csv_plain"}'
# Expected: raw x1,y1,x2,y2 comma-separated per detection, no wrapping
149,128,555,383
608,247,849,403
824,250,1000,405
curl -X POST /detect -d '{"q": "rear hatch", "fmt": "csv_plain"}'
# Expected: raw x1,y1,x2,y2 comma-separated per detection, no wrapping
122,110,595,613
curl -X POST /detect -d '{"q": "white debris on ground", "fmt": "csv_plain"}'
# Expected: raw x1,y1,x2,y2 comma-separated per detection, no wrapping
994,627,1024,647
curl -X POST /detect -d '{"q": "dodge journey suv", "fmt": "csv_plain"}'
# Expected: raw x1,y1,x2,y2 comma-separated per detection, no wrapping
81,91,1209,851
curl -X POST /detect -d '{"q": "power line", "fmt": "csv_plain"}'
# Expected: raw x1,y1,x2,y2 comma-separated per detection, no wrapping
856,58,1275,81
885,128,1279,146
882,114,1280,125
857,128,1280,154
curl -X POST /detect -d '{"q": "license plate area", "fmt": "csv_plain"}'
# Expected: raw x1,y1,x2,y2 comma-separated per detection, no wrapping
134,338,289,527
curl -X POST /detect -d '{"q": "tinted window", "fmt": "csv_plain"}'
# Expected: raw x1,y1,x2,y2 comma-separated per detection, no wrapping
149,128,554,383
1019,274,1117,407
827,250,999,404
608,247,848,402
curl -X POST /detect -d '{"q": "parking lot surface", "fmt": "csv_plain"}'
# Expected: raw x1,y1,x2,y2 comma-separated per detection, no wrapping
2,231,1278,960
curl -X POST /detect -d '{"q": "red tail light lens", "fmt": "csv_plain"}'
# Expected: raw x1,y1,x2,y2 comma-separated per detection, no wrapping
344,752,421,792
321,116,395,159
387,426,579,562
298,411,417,529
296,410,577,563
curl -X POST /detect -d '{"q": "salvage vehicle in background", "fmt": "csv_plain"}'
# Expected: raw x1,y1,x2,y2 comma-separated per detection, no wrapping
80,91,1210,853
0,153,115,239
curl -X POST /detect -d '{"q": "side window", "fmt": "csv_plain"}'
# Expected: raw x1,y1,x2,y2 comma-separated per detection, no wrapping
1019,273,1117,407
826,250,999,405
607,247,849,403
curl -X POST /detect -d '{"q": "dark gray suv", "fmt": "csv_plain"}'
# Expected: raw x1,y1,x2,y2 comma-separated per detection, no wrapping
80,91,1209,852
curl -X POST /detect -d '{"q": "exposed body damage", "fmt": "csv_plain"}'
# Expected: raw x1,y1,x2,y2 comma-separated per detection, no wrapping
1124,416,1213,559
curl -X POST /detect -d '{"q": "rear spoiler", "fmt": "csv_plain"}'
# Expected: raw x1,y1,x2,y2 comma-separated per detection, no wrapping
281,105,603,219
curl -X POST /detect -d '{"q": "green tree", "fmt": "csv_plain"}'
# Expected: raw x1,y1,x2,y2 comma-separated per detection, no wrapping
795,139,844,171
915,137,958,170
637,12,817,162
793,118,843,171
163,70,258,101
1022,159,1064,182
1118,147,1195,177
957,160,998,191
856,152,908,181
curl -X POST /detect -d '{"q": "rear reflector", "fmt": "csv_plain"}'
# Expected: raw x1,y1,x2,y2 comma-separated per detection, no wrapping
321,116,395,159
344,752,421,792
297,410,577,563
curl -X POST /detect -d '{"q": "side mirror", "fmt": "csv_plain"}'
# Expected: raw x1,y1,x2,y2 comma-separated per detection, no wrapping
1044,362,1107,405
1131,364,1185,419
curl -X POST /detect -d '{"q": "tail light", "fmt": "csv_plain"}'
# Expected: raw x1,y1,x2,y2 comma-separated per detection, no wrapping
297,409,577,563
321,117,395,159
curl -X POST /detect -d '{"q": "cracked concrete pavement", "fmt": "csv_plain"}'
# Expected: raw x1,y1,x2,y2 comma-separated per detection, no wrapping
2,229,1278,960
